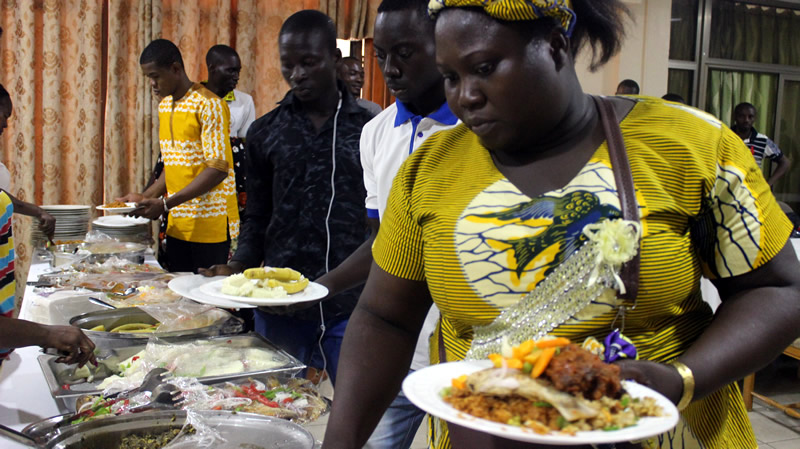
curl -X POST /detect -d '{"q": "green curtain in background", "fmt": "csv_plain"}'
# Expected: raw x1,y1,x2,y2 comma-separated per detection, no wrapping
706,70,777,136
710,1,800,66
670,0,698,61
705,1,800,213
774,81,800,210
668,69,693,105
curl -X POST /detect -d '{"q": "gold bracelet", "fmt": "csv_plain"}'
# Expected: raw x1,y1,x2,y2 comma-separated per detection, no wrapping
670,361,695,411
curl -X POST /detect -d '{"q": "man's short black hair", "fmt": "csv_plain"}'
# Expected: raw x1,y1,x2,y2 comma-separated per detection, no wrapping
206,44,239,67
661,93,685,104
340,56,360,65
617,79,640,94
0,84,9,102
279,10,337,52
734,102,756,115
378,0,432,22
140,39,184,69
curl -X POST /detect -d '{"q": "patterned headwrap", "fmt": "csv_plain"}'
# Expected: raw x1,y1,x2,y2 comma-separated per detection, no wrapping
428,0,576,37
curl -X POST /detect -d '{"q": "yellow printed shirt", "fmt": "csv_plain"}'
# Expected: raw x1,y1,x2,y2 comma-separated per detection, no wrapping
373,98,791,449
158,83,239,243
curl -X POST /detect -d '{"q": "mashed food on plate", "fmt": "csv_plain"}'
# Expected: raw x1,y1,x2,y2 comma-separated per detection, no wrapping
442,338,663,435
220,267,309,298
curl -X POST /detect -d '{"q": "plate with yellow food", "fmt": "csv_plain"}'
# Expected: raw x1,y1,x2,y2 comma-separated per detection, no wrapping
96,201,138,214
168,275,255,308
195,267,328,306
402,338,678,445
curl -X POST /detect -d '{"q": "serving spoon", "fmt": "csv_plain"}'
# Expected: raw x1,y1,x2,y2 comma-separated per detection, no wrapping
0,423,44,448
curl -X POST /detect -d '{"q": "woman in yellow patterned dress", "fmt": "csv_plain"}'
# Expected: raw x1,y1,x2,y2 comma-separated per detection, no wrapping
322,1,800,448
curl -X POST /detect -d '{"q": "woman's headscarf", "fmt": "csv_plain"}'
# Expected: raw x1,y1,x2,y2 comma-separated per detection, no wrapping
428,0,576,36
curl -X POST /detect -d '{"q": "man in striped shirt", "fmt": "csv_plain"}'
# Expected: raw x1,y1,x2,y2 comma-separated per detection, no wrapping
732,102,791,186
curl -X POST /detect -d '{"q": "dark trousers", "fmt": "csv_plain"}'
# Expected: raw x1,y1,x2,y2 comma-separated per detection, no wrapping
165,235,230,273
253,310,348,386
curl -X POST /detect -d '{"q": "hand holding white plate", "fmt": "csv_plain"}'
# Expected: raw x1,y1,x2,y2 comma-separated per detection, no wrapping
402,360,679,445
196,278,328,307
168,274,256,309
96,202,138,214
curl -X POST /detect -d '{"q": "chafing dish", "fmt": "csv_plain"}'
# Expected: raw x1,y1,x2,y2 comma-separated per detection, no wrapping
48,241,148,267
22,410,315,448
69,307,244,347
38,333,306,405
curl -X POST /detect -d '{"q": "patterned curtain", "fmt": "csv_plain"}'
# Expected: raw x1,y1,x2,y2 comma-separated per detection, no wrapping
104,0,162,202
236,0,314,116
319,0,379,40
2,0,380,310
161,0,234,83
1,0,105,308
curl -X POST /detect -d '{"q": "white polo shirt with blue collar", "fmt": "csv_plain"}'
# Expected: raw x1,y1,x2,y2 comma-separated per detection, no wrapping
360,99,459,371
361,100,459,220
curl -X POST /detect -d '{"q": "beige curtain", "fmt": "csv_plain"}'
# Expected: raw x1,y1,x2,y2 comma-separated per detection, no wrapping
105,1,161,200
161,0,234,83
1,0,105,309
319,0,377,40
236,0,314,116
3,0,378,310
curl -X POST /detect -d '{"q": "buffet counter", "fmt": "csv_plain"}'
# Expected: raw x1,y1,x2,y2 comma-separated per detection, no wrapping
1,259,159,448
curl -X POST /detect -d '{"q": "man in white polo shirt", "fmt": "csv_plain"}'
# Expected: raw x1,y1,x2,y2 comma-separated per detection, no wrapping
317,0,457,447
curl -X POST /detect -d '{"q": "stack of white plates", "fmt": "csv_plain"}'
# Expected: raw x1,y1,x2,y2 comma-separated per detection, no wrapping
33,205,91,245
92,215,152,243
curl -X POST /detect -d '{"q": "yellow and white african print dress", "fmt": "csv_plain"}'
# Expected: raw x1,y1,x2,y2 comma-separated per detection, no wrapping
373,98,791,449
158,83,239,243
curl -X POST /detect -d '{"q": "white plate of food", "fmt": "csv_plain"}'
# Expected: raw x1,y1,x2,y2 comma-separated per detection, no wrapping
195,277,328,307
168,274,256,309
96,202,138,214
402,359,679,445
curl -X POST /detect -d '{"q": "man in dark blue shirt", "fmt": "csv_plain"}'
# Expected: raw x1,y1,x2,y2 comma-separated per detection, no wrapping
201,10,372,385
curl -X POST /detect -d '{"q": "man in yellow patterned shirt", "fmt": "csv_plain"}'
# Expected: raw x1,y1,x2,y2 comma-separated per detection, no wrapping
120,39,239,273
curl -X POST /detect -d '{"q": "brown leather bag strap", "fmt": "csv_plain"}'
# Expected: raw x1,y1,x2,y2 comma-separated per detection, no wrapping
594,96,640,301
438,319,447,363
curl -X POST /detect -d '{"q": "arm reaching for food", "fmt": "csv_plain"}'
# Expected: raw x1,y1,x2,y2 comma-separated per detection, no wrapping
322,263,432,449
134,166,228,220
0,316,96,366
315,217,380,298
1,189,55,241
116,170,166,204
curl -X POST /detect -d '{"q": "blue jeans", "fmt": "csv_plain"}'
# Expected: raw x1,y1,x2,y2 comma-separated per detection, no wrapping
364,371,426,449
253,310,348,386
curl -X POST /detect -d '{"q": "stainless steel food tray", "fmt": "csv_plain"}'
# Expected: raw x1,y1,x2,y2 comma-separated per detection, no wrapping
24,375,331,438
38,333,306,401
48,242,147,267
23,410,315,449
69,306,244,347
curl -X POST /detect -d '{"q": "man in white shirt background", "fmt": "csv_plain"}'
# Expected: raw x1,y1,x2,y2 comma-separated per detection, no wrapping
205,44,256,215
317,0,458,447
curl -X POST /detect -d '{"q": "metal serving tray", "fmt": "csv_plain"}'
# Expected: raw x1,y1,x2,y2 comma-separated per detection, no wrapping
48,242,147,267
69,307,244,347
38,333,306,402
22,410,315,449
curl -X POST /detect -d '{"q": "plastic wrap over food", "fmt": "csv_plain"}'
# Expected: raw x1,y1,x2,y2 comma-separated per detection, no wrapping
35,264,179,306
74,376,328,426
162,410,227,449
170,376,329,424
138,300,226,332
99,338,286,393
